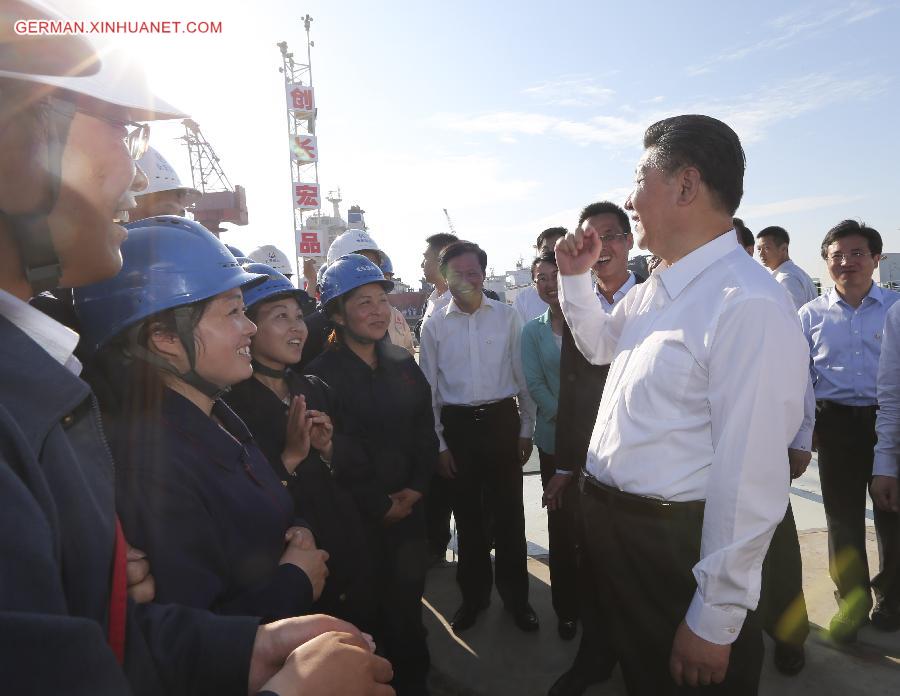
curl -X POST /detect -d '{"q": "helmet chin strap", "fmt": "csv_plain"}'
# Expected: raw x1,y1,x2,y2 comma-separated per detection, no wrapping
2,97,75,294
251,359,288,379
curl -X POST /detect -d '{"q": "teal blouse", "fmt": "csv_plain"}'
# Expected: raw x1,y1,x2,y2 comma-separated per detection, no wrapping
520,309,561,454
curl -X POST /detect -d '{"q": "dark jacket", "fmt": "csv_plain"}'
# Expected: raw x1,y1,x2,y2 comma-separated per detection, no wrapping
0,315,257,695
297,308,333,371
224,374,376,628
555,276,644,471
113,389,313,623
306,341,438,522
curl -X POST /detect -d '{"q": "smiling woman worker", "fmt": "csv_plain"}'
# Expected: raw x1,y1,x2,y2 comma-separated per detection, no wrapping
307,254,438,696
224,263,377,630
75,216,329,623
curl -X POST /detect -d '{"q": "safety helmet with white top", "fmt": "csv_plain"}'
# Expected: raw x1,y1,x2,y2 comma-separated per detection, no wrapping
0,6,187,292
249,245,293,277
74,216,266,398
325,229,383,266
136,147,201,203
319,254,393,306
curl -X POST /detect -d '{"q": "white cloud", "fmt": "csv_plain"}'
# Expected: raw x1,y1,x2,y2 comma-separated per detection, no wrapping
522,76,615,107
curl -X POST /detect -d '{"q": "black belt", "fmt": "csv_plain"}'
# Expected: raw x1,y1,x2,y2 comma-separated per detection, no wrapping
442,397,515,422
579,472,704,521
816,400,877,416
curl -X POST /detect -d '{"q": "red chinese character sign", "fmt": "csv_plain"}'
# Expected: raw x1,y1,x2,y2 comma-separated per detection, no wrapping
295,228,326,262
294,183,320,210
290,134,318,163
287,84,315,118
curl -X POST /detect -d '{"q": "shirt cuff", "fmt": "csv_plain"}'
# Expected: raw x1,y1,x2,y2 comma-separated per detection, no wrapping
519,421,533,439
554,469,573,475
789,427,812,451
873,452,900,478
684,591,747,645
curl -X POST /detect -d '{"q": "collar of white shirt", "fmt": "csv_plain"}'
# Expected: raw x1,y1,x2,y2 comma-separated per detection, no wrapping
0,288,82,375
657,231,739,300
445,294,494,317
826,282,886,309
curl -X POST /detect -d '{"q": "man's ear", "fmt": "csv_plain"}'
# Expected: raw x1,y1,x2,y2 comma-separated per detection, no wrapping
677,166,702,207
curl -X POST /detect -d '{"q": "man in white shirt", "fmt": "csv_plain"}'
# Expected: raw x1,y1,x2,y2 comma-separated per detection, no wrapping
419,241,538,634
419,232,458,327
755,226,818,310
556,115,808,694
513,227,568,323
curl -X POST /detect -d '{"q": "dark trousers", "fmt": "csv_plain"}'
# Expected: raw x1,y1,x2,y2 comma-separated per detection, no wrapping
369,506,430,696
538,449,578,622
579,476,763,696
441,399,529,609
759,503,809,647
816,401,900,604
424,473,453,556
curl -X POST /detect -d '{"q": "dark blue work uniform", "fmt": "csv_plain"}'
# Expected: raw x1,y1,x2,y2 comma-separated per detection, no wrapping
113,389,314,623
0,315,259,695
307,340,438,696
225,372,377,630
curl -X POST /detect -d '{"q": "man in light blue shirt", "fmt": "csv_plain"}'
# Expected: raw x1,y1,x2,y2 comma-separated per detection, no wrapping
799,219,900,641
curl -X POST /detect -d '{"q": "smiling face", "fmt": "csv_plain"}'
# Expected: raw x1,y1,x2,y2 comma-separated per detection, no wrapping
533,260,559,309
333,282,392,342
825,234,880,295
192,289,257,387
583,212,632,284
250,295,307,370
48,109,146,287
445,252,485,304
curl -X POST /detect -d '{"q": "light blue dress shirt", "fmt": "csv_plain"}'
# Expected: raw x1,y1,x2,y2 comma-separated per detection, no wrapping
521,309,561,454
875,302,900,476
798,284,900,406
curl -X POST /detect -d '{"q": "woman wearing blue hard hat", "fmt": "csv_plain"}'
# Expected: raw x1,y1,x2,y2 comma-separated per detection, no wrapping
75,216,330,624
307,254,438,695
224,263,377,630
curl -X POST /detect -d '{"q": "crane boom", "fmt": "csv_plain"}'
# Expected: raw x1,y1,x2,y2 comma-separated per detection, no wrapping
443,208,457,235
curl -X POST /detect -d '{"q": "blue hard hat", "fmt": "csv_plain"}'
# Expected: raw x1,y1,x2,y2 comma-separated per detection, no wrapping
379,253,393,275
320,254,394,306
74,216,268,354
241,262,312,313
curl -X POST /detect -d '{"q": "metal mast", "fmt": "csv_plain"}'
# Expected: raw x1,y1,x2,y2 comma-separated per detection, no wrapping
278,14,322,275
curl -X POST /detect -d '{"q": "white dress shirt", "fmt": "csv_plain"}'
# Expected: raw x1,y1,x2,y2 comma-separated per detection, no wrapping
512,285,548,323
419,295,536,452
421,287,451,326
0,289,81,375
559,232,808,645
875,301,900,477
771,259,818,311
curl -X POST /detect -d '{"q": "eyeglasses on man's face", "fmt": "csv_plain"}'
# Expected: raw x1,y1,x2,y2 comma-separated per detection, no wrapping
827,250,873,264
47,96,150,161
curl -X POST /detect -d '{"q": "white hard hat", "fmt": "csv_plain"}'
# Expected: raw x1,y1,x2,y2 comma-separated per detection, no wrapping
0,38,185,122
326,229,383,266
249,245,293,277
136,147,201,203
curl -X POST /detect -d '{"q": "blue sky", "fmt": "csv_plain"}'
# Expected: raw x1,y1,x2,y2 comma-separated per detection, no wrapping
64,0,899,285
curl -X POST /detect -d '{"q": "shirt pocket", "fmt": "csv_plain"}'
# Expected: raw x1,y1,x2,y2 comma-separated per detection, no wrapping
625,337,698,420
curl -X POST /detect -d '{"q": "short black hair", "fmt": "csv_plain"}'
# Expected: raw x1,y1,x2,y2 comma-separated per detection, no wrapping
757,226,790,246
439,240,487,277
820,219,882,259
425,232,458,252
733,217,754,248
578,201,630,234
530,250,557,278
535,227,567,249
643,115,745,215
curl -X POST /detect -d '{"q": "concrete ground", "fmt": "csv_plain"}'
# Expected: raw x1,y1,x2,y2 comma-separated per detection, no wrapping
421,465,900,695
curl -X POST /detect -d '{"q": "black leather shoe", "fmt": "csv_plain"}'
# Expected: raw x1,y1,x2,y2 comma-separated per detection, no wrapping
773,642,805,676
509,603,539,632
871,600,900,632
450,599,489,633
557,619,577,640
547,666,609,696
